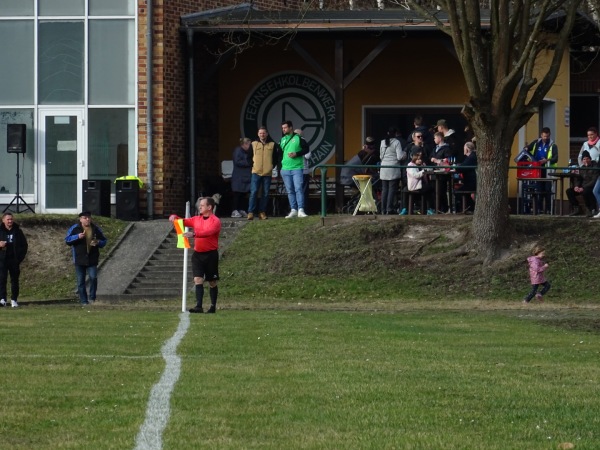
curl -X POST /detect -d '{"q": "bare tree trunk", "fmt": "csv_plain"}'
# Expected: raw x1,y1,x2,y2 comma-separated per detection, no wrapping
470,132,512,264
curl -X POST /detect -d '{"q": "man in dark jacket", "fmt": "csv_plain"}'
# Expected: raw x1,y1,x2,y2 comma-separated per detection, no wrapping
567,150,598,216
0,213,28,308
454,142,478,213
65,211,107,305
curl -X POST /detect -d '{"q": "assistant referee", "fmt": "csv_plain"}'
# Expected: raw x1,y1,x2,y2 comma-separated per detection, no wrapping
169,197,222,313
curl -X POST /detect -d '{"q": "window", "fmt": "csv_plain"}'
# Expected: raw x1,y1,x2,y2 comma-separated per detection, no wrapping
0,0,34,16
88,108,135,186
0,110,35,195
38,0,84,17
0,21,34,104
89,0,135,16
38,21,84,104
89,20,135,105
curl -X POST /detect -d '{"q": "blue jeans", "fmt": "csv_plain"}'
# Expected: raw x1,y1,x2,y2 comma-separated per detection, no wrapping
281,169,305,210
248,174,272,214
75,265,98,303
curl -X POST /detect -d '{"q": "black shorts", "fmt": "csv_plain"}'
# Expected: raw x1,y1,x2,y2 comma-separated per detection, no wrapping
192,250,219,281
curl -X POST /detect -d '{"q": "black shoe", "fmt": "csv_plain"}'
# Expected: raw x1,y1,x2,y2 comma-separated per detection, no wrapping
206,306,216,314
189,306,204,313
569,207,580,216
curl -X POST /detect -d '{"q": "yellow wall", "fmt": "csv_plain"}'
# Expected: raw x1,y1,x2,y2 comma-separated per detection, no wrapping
217,36,571,199
218,36,468,159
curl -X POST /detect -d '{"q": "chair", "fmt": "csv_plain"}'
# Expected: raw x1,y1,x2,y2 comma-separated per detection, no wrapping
221,160,233,181
352,174,377,215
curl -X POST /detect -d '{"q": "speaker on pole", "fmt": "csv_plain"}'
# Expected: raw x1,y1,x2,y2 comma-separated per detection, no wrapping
7,124,26,154
82,180,111,217
116,179,140,221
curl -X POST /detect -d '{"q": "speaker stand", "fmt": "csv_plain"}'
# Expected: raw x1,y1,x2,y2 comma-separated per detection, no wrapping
3,154,35,214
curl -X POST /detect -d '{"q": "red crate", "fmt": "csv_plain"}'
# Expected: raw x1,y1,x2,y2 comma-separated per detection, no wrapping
517,161,542,179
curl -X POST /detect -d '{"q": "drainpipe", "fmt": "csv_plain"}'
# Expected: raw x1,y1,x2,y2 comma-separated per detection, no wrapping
188,29,196,204
146,0,154,219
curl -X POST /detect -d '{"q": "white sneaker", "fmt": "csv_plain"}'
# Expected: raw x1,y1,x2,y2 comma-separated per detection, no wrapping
593,211,600,219
231,210,242,218
285,209,298,219
0,299,6,307
298,208,308,218
239,210,248,218
11,300,18,308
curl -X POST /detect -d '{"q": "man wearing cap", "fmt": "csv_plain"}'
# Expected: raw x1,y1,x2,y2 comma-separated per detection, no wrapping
65,211,108,305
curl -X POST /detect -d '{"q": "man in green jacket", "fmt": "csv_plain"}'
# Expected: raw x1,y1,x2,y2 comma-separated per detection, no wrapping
279,120,310,218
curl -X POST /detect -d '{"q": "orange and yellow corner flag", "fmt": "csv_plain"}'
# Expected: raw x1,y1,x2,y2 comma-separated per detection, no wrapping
173,219,190,249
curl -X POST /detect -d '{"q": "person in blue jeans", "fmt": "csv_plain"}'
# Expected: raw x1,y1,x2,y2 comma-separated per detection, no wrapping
279,120,310,218
248,126,281,220
65,211,107,304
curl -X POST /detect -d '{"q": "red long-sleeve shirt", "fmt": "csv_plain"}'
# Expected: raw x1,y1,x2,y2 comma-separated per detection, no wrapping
181,214,221,253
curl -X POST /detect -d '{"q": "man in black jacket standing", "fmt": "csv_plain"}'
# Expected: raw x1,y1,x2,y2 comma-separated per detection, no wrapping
65,211,107,305
0,213,28,308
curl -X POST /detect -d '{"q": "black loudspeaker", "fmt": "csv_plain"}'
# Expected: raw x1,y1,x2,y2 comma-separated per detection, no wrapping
82,180,111,217
7,124,26,154
116,180,140,221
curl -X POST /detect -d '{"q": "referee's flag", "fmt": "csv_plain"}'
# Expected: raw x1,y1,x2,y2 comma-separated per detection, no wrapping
173,219,190,249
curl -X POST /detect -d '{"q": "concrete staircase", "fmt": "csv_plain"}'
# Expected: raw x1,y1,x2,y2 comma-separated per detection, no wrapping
121,219,246,298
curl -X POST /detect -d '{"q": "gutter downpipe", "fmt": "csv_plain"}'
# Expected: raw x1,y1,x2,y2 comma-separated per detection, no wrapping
146,0,154,218
187,29,196,204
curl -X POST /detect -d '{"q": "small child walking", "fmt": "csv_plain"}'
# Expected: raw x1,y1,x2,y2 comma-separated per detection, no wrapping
523,245,551,303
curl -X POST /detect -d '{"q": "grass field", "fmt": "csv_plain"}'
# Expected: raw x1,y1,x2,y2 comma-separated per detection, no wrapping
2,303,599,449
4,215,600,448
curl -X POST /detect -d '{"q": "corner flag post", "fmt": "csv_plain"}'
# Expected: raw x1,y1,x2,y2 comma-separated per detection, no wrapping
180,202,191,312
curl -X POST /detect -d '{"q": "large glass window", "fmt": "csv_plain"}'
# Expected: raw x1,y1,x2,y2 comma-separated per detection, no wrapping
0,0,34,16
88,108,136,187
38,0,84,17
0,110,35,196
89,20,135,105
0,21,34,104
90,0,135,16
38,21,84,104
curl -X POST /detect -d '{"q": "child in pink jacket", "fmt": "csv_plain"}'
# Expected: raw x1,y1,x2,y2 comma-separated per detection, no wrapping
523,245,551,303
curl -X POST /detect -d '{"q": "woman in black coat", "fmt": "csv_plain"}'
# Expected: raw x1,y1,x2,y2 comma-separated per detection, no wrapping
231,138,253,218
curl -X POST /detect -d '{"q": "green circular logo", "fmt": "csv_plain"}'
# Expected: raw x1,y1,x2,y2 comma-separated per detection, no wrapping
241,71,336,168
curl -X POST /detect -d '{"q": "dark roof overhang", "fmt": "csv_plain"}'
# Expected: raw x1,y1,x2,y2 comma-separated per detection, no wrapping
180,4,599,46
180,4,461,34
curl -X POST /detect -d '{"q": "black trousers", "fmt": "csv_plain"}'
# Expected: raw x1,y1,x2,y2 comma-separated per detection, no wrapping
0,259,21,301
566,187,595,211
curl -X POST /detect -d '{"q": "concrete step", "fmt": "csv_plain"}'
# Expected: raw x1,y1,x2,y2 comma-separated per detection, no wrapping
117,218,246,298
131,277,192,285
123,287,182,297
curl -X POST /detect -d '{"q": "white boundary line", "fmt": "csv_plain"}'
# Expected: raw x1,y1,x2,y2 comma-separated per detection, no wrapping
3,354,162,359
134,312,190,450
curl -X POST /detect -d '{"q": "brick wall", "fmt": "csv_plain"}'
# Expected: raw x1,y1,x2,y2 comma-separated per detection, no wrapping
138,0,308,217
